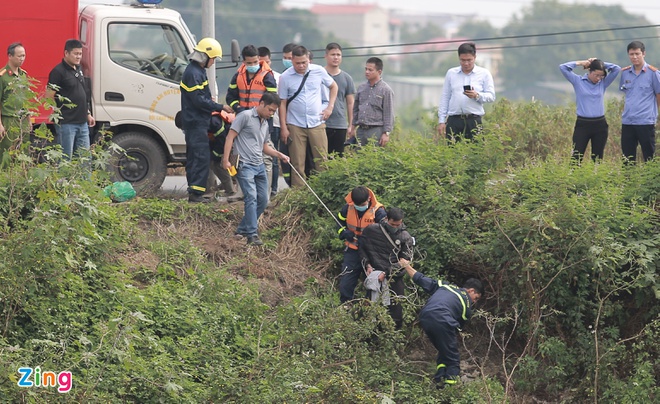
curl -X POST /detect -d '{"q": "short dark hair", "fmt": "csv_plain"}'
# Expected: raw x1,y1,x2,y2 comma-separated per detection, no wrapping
241,45,258,59
458,42,476,56
351,186,369,205
326,42,342,52
260,92,280,106
282,43,297,54
7,42,23,56
627,40,645,53
64,39,83,52
463,278,484,296
291,45,308,58
257,46,271,58
386,207,404,221
589,59,607,77
366,57,383,71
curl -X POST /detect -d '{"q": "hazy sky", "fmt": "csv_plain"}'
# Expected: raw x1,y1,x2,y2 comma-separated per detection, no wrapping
281,0,660,28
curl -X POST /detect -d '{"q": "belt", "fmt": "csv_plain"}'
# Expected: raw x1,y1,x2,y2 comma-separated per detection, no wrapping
577,115,605,121
449,114,481,119
357,124,381,129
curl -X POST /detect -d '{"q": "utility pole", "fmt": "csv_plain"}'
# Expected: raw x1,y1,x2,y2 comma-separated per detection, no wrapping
201,0,217,98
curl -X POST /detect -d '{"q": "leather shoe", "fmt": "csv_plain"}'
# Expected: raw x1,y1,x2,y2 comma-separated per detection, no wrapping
247,235,264,245
188,194,211,203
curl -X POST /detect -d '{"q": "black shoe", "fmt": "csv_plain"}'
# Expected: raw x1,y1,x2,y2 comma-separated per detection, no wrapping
188,194,211,203
246,235,263,245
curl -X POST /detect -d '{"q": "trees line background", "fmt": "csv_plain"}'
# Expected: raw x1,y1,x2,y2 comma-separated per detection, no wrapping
164,0,660,103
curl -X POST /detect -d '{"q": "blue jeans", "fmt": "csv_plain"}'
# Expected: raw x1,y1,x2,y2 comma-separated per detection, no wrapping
56,123,90,159
235,162,269,237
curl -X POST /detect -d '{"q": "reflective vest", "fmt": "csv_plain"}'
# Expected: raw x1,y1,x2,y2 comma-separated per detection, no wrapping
343,188,383,250
438,280,470,322
236,61,273,108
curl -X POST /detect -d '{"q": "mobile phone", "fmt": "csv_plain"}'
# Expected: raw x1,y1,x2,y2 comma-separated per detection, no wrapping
463,85,472,91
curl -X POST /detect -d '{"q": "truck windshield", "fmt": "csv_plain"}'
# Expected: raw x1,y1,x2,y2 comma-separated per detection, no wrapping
108,23,189,83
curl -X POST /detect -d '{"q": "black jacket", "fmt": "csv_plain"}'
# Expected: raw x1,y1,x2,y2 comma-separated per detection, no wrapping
412,272,475,329
359,220,414,277
180,62,225,130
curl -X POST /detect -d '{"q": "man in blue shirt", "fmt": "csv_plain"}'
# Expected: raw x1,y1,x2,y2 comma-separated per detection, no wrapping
400,258,484,389
619,40,660,162
437,42,495,141
278,45,337,188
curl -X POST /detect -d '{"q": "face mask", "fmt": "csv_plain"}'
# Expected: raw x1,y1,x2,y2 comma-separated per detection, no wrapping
283,59,293,69
354,204,368,212
383,222,401,235
246,64,260,74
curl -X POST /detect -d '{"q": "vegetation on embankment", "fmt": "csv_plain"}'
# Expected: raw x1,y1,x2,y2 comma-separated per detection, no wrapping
1,98,658,402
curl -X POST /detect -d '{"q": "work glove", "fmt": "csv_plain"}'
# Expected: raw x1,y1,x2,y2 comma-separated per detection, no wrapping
339,229,356,241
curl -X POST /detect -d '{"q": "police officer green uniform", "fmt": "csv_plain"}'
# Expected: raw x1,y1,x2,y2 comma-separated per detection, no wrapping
0,63,31,161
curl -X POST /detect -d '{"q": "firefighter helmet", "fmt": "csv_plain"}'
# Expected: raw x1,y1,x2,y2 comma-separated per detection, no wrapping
194,38,223,59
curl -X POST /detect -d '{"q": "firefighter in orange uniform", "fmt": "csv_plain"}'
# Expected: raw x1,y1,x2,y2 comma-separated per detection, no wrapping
336,186,386,303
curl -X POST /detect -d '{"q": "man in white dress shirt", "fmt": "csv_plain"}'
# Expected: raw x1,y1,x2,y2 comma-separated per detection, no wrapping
437,42,495,141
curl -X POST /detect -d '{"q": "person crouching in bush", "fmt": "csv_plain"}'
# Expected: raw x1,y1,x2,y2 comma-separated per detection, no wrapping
400,258,483,389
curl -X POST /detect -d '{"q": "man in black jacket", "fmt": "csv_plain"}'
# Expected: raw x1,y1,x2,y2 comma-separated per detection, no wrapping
359,207,414,329
400,258,483,389
180,37,232,203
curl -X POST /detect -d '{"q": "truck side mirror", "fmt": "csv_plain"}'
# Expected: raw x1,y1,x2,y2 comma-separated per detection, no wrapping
230,39,240,64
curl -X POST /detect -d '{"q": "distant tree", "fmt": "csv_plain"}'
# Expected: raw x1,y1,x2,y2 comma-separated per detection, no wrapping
499,0,657,97
164,0,324,61
400,22,445,44
455,19,500,41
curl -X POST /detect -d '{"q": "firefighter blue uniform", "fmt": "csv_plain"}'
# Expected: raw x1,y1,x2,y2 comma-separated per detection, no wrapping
180,61,227,196
411,272,476,386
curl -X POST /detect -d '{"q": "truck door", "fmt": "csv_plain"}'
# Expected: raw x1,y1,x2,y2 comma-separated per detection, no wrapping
102,22,190,154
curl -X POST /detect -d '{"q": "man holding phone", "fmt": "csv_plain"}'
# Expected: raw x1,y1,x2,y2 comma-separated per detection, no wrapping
437,42,495,141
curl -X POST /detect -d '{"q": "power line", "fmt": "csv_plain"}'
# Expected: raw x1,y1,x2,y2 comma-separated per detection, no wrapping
333,35,660,59
264,24,660,60
316,24,660,54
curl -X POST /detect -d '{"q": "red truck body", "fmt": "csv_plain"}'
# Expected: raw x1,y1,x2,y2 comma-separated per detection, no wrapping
0,0,79,122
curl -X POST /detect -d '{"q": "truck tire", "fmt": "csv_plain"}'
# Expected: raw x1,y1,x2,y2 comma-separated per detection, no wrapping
110,132,167,195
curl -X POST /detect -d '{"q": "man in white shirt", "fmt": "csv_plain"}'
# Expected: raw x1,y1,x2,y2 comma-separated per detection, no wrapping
437,42,495,141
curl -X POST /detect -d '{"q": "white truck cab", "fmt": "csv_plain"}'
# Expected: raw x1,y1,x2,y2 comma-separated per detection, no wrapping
80,2,194,191
81,1,238,192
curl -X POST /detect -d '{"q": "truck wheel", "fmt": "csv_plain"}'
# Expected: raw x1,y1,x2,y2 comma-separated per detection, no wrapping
110,132,167,195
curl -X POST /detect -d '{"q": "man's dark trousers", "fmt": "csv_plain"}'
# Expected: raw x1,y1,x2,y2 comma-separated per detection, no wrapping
621,124,655,162
338,248,363,303
446,115,482,141
420,315,460,380
184,125,211,195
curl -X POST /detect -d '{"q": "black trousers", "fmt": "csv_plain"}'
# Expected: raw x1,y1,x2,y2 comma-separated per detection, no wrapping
572,116,608,162
446,114,482,141
621,124,656,162
420,316,460,379
388,275,405,329
184,125,211,195
326,127,347,156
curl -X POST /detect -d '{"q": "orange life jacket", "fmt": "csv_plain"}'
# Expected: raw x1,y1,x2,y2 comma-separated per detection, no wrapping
344,188,383,250
236,61,272,108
